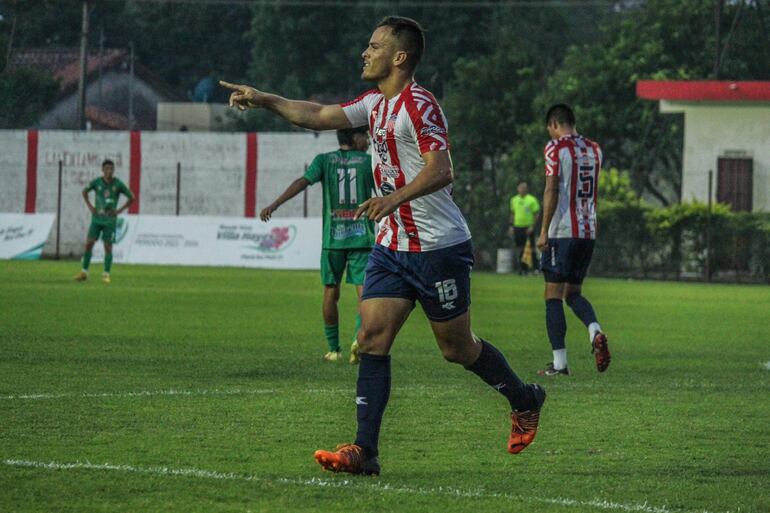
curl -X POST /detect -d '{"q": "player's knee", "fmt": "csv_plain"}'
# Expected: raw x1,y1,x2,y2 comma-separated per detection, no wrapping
104,245,113,254
565,293,579,306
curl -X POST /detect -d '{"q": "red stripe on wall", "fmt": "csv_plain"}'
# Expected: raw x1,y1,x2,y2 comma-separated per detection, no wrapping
25,130,38,213
129,131,141,214
245,132,258,217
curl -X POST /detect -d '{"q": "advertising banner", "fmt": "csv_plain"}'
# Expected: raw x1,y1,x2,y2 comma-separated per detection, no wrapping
91,215,322,269
0,213,56,259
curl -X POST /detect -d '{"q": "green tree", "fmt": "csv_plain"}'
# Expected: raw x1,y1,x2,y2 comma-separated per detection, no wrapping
0,67,58,127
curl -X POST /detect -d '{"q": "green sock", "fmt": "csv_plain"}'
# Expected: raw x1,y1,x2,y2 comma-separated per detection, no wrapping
104,253,113,273
324,324,340,352
354,313,362,342
82,250,92,271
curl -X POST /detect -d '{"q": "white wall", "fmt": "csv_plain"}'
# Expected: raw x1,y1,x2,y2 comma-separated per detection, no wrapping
661,101,770,211
0,130,338,256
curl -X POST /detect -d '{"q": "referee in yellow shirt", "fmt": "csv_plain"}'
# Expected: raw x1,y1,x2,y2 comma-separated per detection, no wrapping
509,181,541,274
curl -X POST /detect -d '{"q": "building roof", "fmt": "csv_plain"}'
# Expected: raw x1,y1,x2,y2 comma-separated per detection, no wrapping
637,80,770,102
8,47,180,100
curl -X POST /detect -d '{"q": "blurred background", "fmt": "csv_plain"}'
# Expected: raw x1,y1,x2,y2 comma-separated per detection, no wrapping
1,0,768,279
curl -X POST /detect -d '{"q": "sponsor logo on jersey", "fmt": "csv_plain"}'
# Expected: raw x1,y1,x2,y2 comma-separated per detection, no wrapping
420,125,446,136
380,165,400,179
380,181,395,196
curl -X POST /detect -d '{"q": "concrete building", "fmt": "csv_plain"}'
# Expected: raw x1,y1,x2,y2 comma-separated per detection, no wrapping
9,48,181,130
637,80,770,212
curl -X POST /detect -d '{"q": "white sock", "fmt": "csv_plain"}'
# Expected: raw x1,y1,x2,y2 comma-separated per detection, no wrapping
81,269,88,274
589,322,602,343
553,349,568,370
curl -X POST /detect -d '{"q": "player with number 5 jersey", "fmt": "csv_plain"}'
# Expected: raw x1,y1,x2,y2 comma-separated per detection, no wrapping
536,104,611,378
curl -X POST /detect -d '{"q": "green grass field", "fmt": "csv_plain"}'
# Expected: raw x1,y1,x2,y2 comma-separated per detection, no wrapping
0,261,768,513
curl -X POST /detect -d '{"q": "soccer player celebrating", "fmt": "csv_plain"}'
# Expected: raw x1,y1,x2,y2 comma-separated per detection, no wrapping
221,16,545,476
74,159,134,284
260,127,375,363
536,104,611,376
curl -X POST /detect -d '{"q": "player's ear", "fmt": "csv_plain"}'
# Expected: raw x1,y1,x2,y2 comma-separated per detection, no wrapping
393,50,408,68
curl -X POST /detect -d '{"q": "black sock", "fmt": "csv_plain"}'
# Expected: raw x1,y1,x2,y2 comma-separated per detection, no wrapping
546,299,567,350
565,294,598,327
354,353,391,458
465,339,533,411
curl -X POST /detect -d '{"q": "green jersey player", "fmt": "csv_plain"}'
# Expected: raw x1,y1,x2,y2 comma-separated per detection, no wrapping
260,127,374,363
74,159,134,283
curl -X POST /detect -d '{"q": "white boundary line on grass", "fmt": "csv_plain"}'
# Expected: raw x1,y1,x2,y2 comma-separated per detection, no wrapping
0,386,450,401
1,379,759,402
1,458,731,513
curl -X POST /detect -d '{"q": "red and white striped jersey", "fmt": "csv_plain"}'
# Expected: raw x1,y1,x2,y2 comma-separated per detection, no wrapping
544,134,602,240
340,82,471,252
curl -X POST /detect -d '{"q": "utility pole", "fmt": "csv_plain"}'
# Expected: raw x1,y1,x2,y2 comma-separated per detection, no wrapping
713,0,725,78
76,0,89,130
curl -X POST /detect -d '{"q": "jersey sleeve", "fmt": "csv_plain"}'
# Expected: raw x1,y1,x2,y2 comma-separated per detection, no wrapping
544,141,559,177
303,154,325,185
405,89,450,154
83,178,97,193
340,90,377,128
118,179,134,199
530,196,541,214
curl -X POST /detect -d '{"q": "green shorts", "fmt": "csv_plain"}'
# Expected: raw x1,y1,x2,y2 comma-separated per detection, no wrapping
321,248,371,286
87,219,116,243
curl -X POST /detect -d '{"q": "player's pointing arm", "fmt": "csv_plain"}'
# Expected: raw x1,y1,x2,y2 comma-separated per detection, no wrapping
219,81,351,132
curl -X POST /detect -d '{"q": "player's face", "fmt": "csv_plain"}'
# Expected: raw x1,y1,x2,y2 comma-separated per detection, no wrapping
102,164,114,181
361,26,399,81
518,183,528,196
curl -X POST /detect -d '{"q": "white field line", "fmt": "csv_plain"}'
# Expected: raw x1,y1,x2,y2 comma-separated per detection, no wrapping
0,379,759,402
0,385,456,401
1,458,731,513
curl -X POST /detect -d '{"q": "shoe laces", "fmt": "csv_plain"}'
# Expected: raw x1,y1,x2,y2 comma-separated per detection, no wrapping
511,410,540,433
333,443,364,468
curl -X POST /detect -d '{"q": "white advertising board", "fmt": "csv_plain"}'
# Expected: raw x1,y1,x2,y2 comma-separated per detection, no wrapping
0,213,56,259
91,215,322,269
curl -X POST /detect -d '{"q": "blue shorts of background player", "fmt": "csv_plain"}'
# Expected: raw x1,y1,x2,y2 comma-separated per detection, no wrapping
540,238,595,284
362,240,473,321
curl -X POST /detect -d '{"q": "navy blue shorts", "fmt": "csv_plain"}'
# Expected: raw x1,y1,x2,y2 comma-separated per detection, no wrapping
541,238,595,284
362,240,474,322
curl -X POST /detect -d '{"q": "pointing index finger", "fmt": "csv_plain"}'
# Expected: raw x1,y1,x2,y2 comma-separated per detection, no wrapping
218,80,241,91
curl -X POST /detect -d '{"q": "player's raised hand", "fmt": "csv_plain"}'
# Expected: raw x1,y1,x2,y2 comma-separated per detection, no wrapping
355,196,398,223
219,80,263,111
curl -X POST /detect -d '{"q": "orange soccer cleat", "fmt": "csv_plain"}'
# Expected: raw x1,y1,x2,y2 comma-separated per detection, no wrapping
508,384,546,454
314,443,380,475
592,332,611,372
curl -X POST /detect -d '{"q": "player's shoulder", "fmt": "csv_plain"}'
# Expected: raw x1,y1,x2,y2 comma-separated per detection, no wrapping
342,88,381,107
580,135,602,151
404,82,441,109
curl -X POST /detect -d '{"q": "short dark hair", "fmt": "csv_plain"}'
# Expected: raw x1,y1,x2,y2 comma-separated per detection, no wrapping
102,159,115,168
337,126,368,146
376,16,425,72
545,104,576,127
